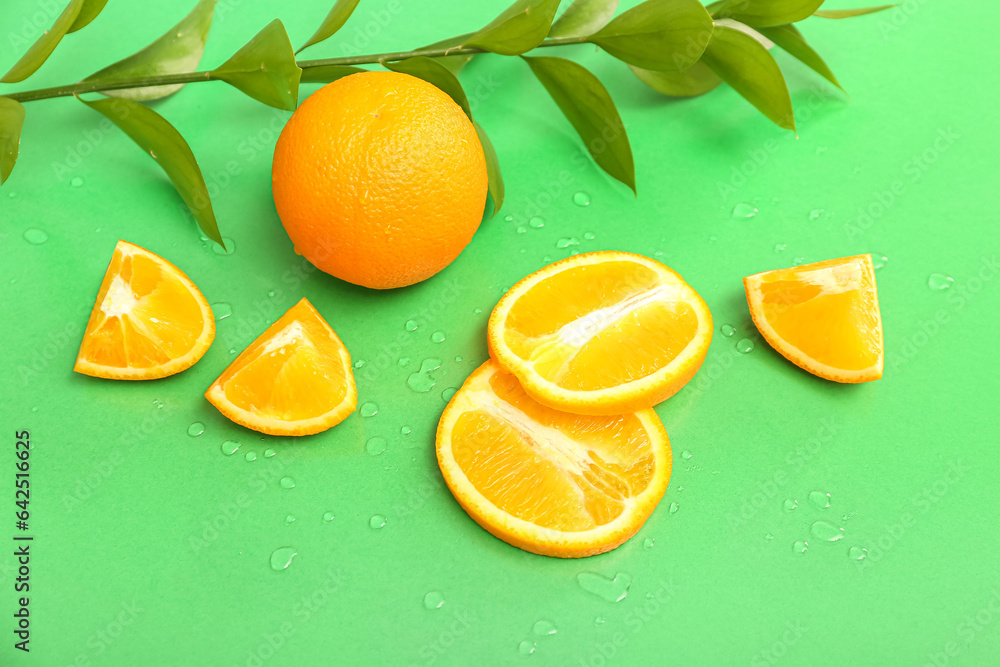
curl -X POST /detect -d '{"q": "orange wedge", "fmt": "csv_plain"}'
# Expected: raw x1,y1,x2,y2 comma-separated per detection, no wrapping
205,298,357,436
436,359,672,558
74,240,214,380
487,251,713,416
744,254,884,383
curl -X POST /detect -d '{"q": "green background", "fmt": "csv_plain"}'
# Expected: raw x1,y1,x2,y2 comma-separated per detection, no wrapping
2,0,999,665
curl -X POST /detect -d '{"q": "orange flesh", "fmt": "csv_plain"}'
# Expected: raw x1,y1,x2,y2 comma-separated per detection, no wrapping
212,301,351,422
450,367,656,532
501,261,698,390
78,245,206,369
753,257,881,371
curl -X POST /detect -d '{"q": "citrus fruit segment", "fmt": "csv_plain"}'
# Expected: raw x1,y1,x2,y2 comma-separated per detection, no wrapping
744,254,884,383
436,359,672,558
205,298,357,436
487,251,713,416
74,240,214,380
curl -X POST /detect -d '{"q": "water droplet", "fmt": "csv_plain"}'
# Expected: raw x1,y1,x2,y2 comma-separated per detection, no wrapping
721,323,736,337
7,191,14,198
533,620,557,636
518,640,537,655
360,402,379,417
732,202,757,219
23,228,48,245
213,238,236,255
736,338,755,354
244,451,257,462
366,437,386,456
584,231,596,240
423,591,445,610
842,513,852,522
407,358,442,393
645,592,654,600
783,499,799,512
677,485,685,492
323,511,335,522
369,514,387,530
30,406,38,413
431,331,446,343
765,533,774,541
793,256,806,266
793,540,809,554
594,617,605,626
267,290,276,297
573,191,591,207
473,308,482,314
557,237,580,249
810,520,845,542
187,422,205,437
285,514,296,525
774,243,786,253
280,476,295,489
398,357,410,367
441,387,457,402
709,235,718,243
504,215,514,223
353,359,366,369
70,176,83,187
269,546,297,571
517,225,527,234
808,490,831,509
669,502,679,514
528,216,545,229
643,538,655,550
264,448,276,458
542,255,552,263
228,348,236,355
681,450,692,460
816,146,828,154
872,254,888,270
212,302,232,321
928,273,953,290
405,319,419,331
152,399,164,409
576,571,632,602
848,546,868,561
454,355,463,362
809,208,824,220
400,426,412,435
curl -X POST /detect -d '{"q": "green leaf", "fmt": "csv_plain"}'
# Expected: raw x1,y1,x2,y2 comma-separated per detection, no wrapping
0,0,85,83
590,0,714,71
474,122,505,216
384,58,472,120
0,97,26,185
629,61,721,97
78,97,223,246
711,0,825,28
700,24,795,131
814,5,897,18
297,0,362,54
549,0,620,38
212,20,302,111
759,23,842,92
68,0,109,32
300,65,366,84
81,0,217,101
421,33,476,75
466,0,562,56
522,56,635,192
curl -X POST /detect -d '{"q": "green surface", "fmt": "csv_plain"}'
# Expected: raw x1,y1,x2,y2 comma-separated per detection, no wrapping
2,1,1000,665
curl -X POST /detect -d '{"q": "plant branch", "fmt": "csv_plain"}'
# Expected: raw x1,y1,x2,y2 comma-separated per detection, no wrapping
2,36,588,104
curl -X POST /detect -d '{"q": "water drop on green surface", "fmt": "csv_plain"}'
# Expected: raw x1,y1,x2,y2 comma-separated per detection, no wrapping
400,426,412,435
71,176,83,187
595,617,605,626
245,451,257,462
528,216,545,229
928,273,953,290
353,359,366,369
810,520,845,542
423,591,445,610
849,546,868,560
222,440,240,455
542,255,552,263
681,450,692,460
783,499,798,512
7,191,15,198
518,640,537,655
573,191,591,207
584,231,596,240
398,357,410,367
732,202,757,218
280,476,295,489
187,422,205,437
369,514,387,530
431,331,446,343
441,387,457,402
577,572,632,602
669,502,679,514
808,490,832,509
407,358,442,393
504,215,514,223
793,540,809,554
405,319,418,331
765,533,774,541
212,238,236,255
516,225,527,234
557,237,580,249
736,338,755,354
23,228,48,245
360,402,379,417
872,255,888,270
474,308,482,314
152,399,164,409
264,448,276,458
267,290,276,297
793,256,805,266
721,323,736,337
366,437,386,456
323,512,335,522
533,620,557,636
285,514,296,525
809,209,823,220
213,302,232,321
643,538,655,550
455,355,463,362
228,348,236,355
774,243,786,253
269,547,297,571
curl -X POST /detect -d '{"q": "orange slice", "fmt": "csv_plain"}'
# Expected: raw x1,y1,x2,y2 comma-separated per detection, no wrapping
487,251,713,416
205,298,357,436
744,254,884,383
436,359,672,558
74,240,214,380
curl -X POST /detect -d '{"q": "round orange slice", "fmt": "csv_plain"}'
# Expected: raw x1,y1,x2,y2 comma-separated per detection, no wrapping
744,254,884,383
487,251,713,416
436,359,672,558
74,240,214,380
205,298,357,436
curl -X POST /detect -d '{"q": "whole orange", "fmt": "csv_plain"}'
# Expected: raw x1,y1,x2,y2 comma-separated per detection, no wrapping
271,71,488,289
